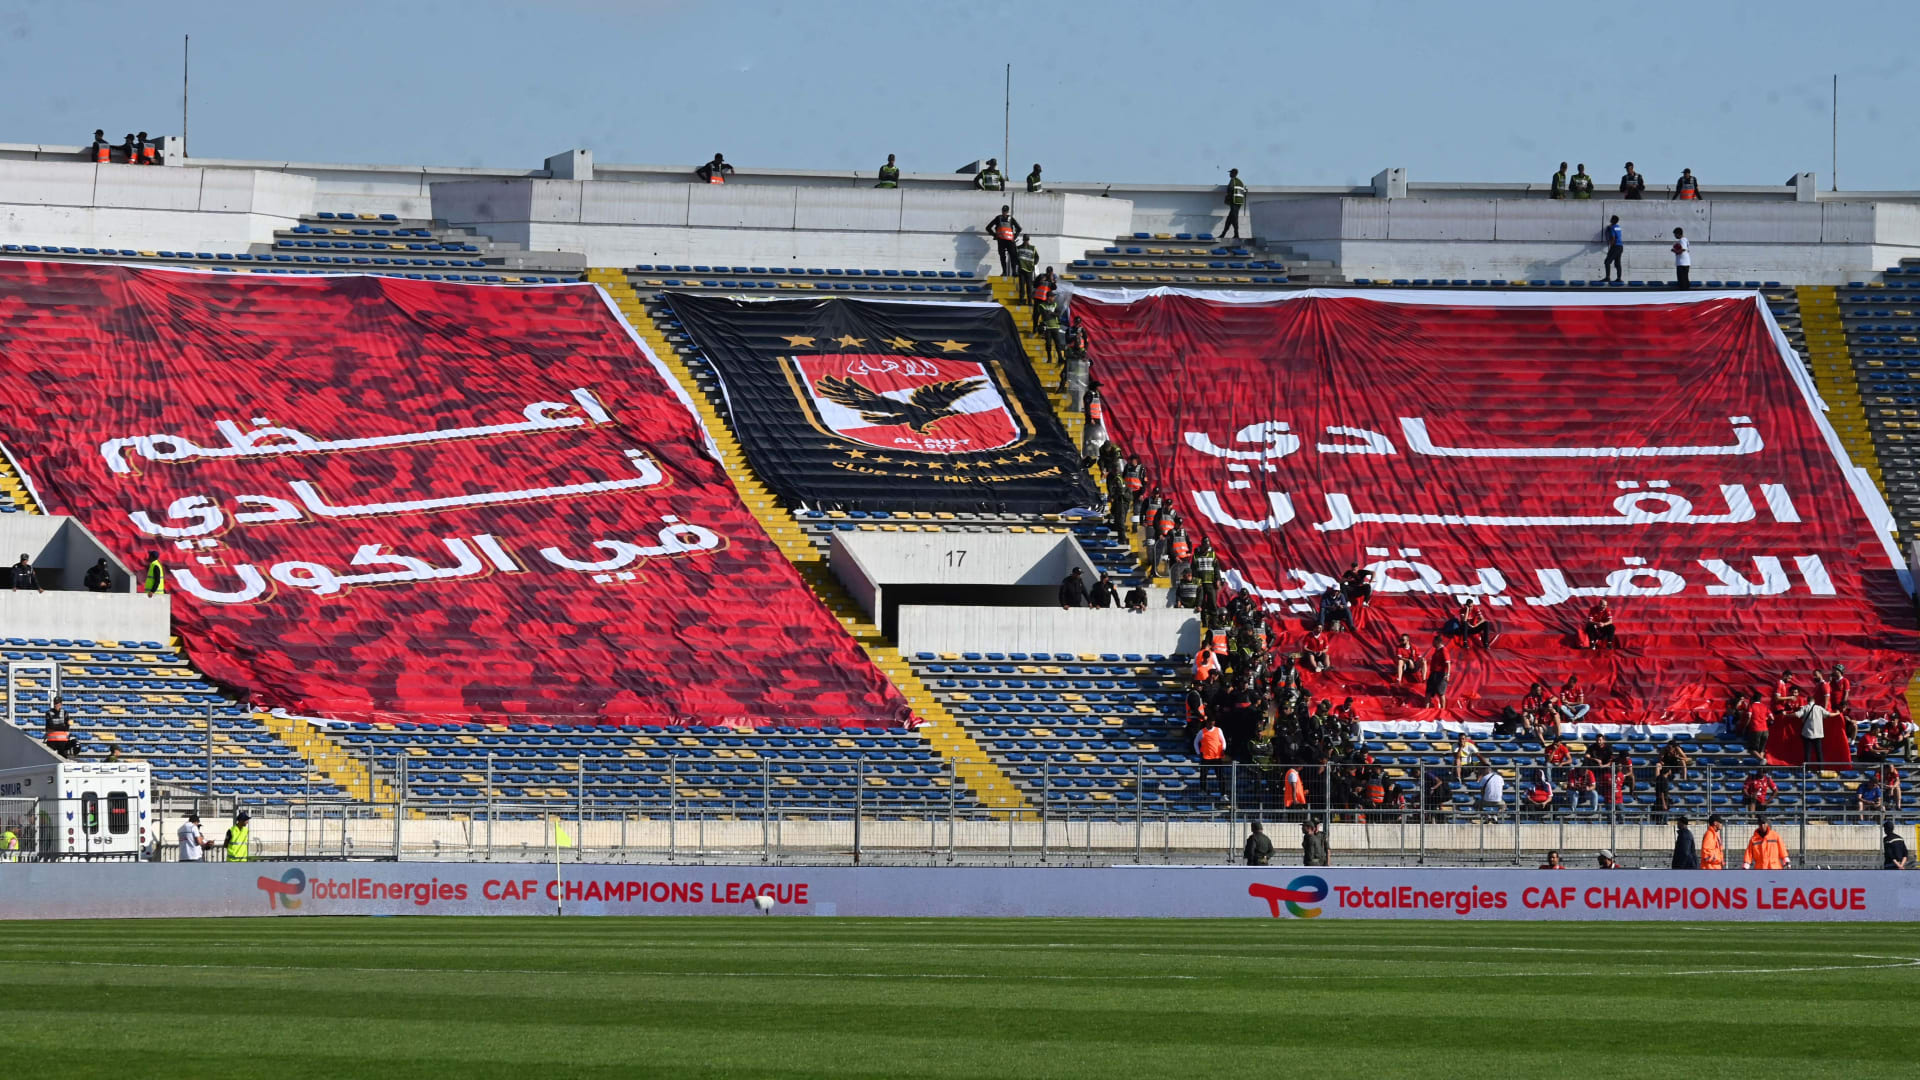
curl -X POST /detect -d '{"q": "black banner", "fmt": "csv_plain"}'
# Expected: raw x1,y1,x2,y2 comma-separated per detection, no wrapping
667,294,1098,513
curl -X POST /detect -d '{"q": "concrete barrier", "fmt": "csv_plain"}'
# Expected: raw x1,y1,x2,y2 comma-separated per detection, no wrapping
0,862,1911,920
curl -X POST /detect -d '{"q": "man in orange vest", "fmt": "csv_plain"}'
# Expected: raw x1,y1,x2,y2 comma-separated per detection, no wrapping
1671,168,1700,200
1742,817,1790,870
694,153,734,184
137,131,157,165
1194,647,1221,685
1194,718,1228,799
1282,765,1308,813
88,129,111,163
1699,814,1726,869
985,205,1023,279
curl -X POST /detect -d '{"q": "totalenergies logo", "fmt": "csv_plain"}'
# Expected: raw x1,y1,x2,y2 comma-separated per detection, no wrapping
1249,875,1328,918
258,867,306,910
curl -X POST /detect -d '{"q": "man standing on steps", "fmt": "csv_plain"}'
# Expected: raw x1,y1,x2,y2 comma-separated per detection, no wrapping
1014,234,1039,301
986,204,1023,278
1602,215,1625,282
1222,168,1248,239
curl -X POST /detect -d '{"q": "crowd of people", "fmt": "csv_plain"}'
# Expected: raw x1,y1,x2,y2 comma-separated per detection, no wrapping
84,129,163,166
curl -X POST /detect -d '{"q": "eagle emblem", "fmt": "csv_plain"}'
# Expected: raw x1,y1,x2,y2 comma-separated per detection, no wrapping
789,353,1022,454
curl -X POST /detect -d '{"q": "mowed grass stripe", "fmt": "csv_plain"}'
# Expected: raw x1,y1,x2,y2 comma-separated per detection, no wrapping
0,919,1912,1079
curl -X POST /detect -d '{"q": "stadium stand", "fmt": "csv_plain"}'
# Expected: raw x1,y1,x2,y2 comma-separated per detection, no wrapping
0,211,580,284
1,152,1914,841
1065,231,1340,288
0,635,367,800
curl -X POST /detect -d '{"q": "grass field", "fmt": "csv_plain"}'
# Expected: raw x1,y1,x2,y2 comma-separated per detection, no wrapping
0,918,1914,1078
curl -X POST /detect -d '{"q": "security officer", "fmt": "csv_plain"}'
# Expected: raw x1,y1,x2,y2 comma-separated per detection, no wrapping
973,158,1006,191
1222,168,1248,239
1549,161,1568,198
89,129,111,163
1174,570,1200,609
1166,519,1192,582
1,822,18,861
1569,163,1595,199
876,154,900,188
144,550,165,596
137,132,156,165
1108,474,1133,543
1193,537,1220,615
1671,168,1701,200
1026,163,1044,193
1014,234,1039,301
694,153,734,184
986,205,1023,278
223,810,251,862
1038,291,1066,363
117,133,137,164
1030,268,1057,334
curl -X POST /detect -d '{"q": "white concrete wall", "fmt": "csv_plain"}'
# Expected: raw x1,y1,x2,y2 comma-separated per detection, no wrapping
0,160,314,250
432,180,1132,275
1252,196,1920,283
0,591,171,642
897,604,1197,657
0,515,135,591
830,531,1099,621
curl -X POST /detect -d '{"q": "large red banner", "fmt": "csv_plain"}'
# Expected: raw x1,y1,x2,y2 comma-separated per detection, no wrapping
1075,288,1918,740
0,260,910,727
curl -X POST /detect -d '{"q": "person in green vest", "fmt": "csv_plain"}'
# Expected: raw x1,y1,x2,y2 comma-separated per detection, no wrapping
875,154,899,189
1222,168,1248,239
1026,163,1044,193
1550,161,1568,199
1,823,19,861
1014,235,1039,301
972,158,1005,191
1568,163,1595,199
222,810,251,862
143,550,165,596
1038,295,1066,363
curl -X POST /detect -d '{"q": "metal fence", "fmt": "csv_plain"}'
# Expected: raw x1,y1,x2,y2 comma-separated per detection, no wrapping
139,758,1913,869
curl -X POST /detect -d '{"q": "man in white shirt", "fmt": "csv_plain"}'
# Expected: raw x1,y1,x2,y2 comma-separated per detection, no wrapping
177,813,206,862
1798,702,1829,766
1671,227,1692,289
1477,768,1506,815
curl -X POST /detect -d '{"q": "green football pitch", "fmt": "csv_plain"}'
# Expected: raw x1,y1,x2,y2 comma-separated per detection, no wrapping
0,918,1914,1078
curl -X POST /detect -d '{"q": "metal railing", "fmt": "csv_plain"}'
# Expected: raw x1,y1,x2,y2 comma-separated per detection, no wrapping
125,756,1914,868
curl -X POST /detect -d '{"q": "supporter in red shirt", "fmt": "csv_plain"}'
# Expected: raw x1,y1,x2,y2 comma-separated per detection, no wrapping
1811,670,1831,710
1606,753,1634,807
1829,663,1850,710
1555,676,1590,724
1883,762,1905,810
1545,737,1572,770
1539,850,1565,869
1583,600,1616,649
1391,633,1424,685
1742,769,1777,811
1424,638,1452,709
1565,765,1600,812
1300,629,1330,673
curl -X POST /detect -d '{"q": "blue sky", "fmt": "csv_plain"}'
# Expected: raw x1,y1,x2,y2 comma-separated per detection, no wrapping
2,0,1914,190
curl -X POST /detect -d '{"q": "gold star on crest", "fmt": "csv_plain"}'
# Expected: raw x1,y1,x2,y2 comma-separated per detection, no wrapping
927,462,945,471
932,339,968,352
873,455,894,464
782,335,817,348
885,336,917,351
1015,453,1034,463
845,449,867,459
833,334,866,348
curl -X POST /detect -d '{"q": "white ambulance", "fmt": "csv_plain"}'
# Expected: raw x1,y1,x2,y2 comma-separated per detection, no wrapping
0,760,151,860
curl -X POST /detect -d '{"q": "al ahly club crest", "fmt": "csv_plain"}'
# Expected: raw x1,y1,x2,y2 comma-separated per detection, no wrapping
787,353,1024,454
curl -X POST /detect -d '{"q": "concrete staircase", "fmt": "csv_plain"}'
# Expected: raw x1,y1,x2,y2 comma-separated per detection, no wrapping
585,269,1034,816
1797,285,1885,505
256,710,396,806
1796,285,1919,719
